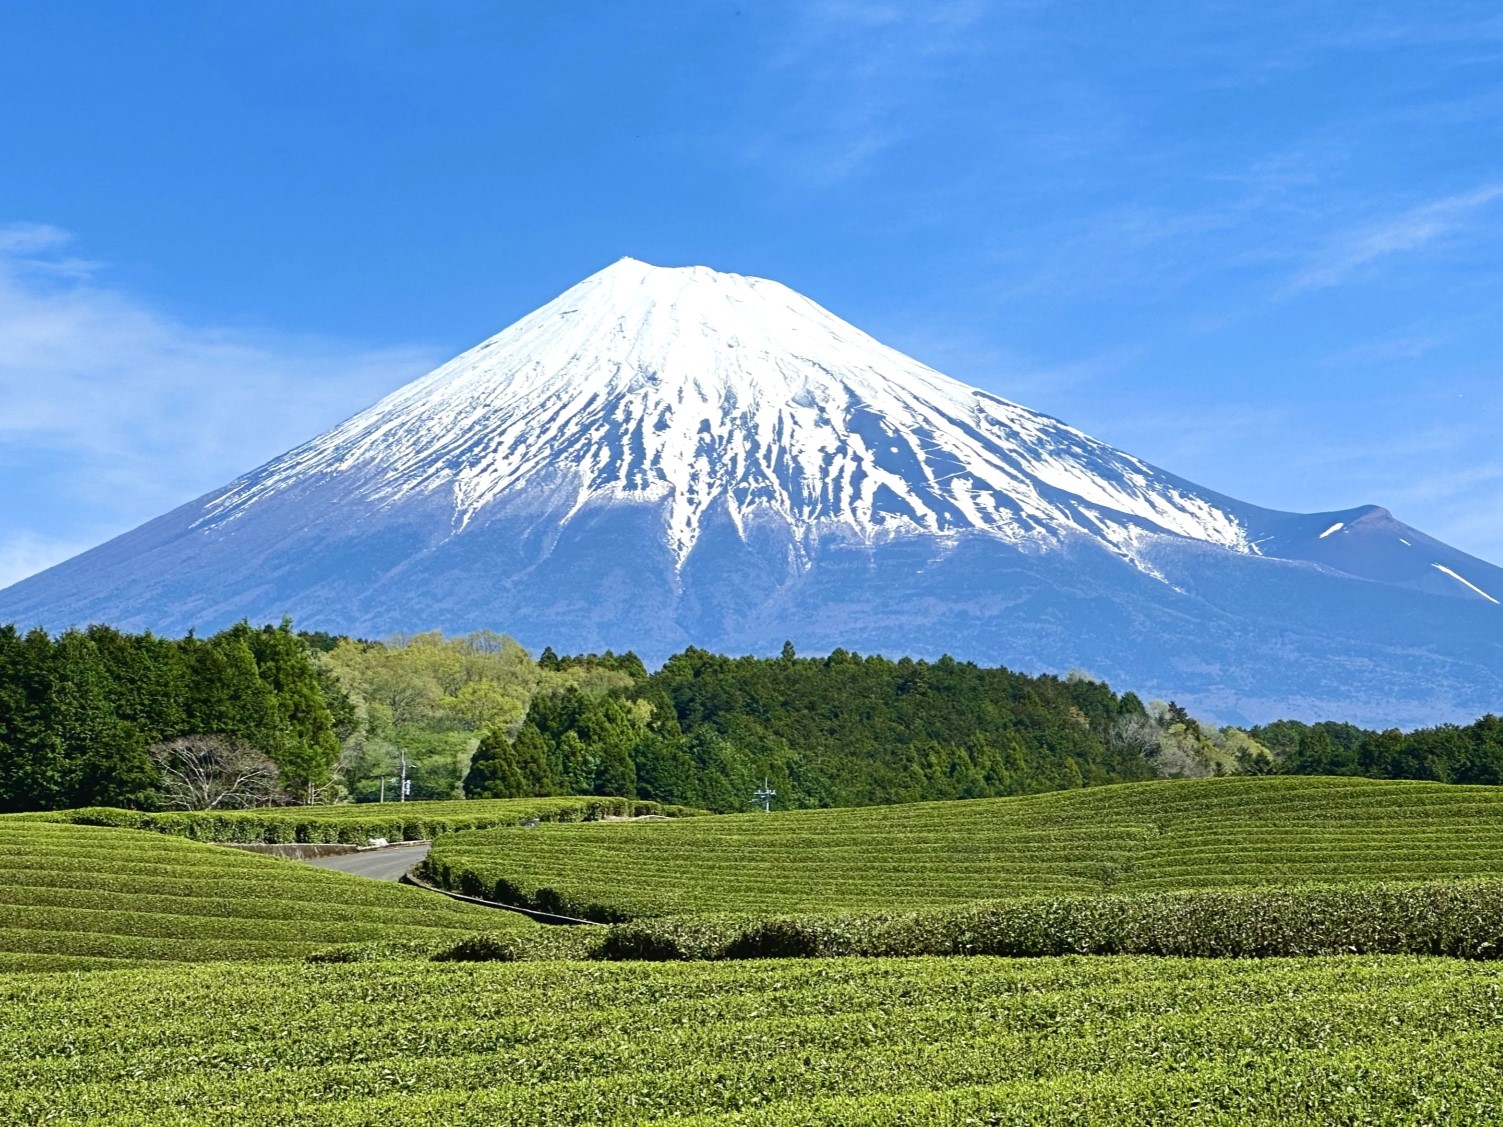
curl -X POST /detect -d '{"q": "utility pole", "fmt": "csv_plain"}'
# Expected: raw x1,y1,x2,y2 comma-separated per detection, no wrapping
753,778,776,813
400,750,410,802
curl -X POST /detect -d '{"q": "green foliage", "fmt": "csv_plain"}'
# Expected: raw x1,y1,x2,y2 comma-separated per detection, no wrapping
597,879,1503,961
642,647,1164,807
243,619,342,797
322,630,553,801
0,626,161,812
424,776,1503,923
473,646,1167,811
464,729,528,797
4,956,1503,1122
31,796,698,844
1250,713,1503,784
5,613,1496,823
0,819,522,971
0,619,374,812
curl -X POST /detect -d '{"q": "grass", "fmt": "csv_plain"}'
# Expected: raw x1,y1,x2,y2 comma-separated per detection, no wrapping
0,819,534,971
24,795,696,844
1,955,1501,1124
422,776,1503,921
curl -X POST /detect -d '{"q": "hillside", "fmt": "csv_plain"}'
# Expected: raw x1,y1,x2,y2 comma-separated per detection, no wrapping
0,819,523,971
424,776,1503,921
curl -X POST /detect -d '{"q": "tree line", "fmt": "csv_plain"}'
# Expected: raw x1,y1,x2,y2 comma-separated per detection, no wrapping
0,620,341,813
1246,716,1503,784
3,618,1499,814
465,644,1174,809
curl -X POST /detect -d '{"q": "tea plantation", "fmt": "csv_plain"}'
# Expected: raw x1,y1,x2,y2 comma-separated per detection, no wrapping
422,776,1503,921
2,955,1501,1124
0,819,528,971
7,775,1503,1122
27,795,694,844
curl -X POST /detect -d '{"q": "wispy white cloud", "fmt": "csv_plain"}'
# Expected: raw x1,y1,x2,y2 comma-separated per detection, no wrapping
0,224,440,588
741,0,989,184
1320,333,1446,365
0,531,100,591
1289,184,1503,292
0,224,68,254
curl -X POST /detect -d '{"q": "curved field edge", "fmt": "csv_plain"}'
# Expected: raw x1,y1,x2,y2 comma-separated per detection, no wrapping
14,796,700,844
0,821,530,971
421,776,1503,921
2,956,1502,1125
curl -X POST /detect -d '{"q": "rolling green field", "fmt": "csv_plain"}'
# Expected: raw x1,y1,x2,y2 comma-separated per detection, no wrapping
423,776,1503,921
0,820,531,971
26,795,695,844
7,775,1503,1121
2,955,1501,1125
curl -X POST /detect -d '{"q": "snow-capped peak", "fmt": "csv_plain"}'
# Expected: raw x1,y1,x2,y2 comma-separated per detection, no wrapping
199,258,1252,566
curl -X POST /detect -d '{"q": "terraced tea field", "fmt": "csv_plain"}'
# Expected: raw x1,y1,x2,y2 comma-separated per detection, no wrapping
423,776,1503,921
0,820,528,971
2,954,1500,1124
28,795,694,844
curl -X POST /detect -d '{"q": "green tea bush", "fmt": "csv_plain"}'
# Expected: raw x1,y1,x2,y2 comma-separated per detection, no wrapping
423,776,1503,923
0,820,527,970
3,955,1503,1123
595,880,1503,962
28,796,696,845
431,932,523,962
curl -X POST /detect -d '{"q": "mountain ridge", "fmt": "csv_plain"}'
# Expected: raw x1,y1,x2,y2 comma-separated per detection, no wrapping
194,257,1258,569
2,258,1499,726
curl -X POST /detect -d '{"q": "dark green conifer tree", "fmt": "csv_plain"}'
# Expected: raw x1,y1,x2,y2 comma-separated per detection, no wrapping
0,627,63,812
181,629,281,753
247,620,342,799
512,725,555,795
633,731,696,804
594,738,636,798
464,729,527,797
51,630,155,808
85,625,187,746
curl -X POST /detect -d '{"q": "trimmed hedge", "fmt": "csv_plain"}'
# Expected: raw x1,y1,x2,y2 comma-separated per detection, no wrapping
592,879,1503,962
25,796,697,845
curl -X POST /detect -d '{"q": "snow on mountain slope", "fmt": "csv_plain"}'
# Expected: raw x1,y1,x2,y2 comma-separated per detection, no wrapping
198,258,1251,570
1,257,1499,726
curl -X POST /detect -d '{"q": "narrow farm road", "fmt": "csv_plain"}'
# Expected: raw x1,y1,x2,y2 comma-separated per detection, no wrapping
302,842,431,882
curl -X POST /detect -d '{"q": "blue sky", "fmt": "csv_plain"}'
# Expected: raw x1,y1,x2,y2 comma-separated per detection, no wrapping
2,1,1502,586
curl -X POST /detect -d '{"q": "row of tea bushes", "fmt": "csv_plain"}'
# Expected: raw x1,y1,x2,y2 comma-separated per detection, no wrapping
592,879,1503,961
2,955,1501,1123
25,796,697,844
0,820,524,971
421,776,1503,920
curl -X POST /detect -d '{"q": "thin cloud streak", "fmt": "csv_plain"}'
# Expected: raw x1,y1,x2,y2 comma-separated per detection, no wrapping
1289,184,1503,292
742,0,989,185
0,225,440,588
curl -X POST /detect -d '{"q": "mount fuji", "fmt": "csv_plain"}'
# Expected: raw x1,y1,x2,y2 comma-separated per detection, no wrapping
2,258,1500,725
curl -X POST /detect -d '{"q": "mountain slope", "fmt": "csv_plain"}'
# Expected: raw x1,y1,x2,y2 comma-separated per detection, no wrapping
202,258,1253,566
1,258,1499,726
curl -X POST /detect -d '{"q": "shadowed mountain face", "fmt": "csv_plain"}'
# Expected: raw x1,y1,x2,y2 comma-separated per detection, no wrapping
2,259,1499,726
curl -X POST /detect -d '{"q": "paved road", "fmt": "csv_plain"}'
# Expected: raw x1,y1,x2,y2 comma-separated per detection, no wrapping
302,842,431,882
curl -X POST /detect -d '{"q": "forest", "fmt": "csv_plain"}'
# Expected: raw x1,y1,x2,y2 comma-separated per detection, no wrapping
1,620,1499,813
1247,715,1503,784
